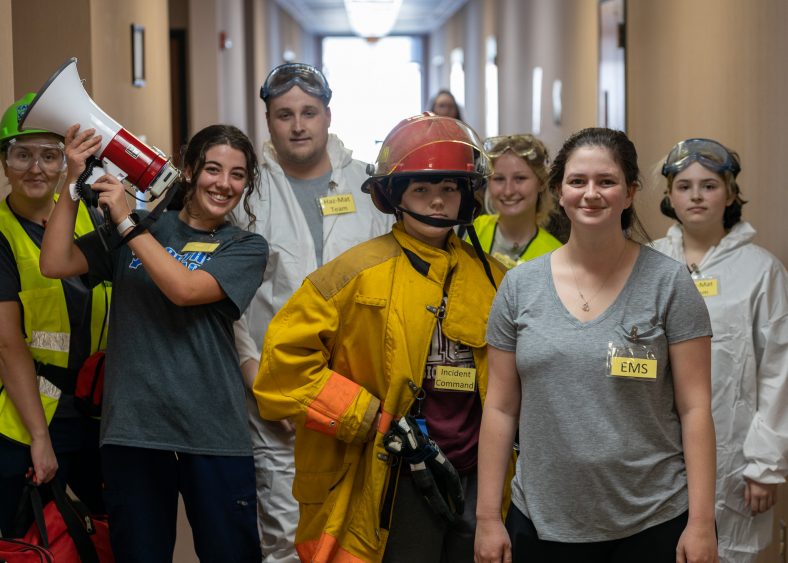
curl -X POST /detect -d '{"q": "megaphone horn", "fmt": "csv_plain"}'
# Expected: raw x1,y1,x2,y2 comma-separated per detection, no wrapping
19,57,178,199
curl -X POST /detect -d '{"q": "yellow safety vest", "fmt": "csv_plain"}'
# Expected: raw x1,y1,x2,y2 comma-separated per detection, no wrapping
0,195,109,444
471,214,562,269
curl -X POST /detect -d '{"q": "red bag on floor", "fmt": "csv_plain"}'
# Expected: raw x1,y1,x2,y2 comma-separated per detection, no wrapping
0,537,54,562
19,479,114,563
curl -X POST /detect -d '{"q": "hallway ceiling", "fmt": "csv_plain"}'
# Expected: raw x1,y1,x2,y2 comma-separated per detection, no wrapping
274,0,469,36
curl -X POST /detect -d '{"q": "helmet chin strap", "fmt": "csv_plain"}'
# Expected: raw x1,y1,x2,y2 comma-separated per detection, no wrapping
396,206,497,289
395,206,470,228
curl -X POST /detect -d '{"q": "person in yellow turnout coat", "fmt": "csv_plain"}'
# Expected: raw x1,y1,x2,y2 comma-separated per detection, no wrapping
255,114,511,563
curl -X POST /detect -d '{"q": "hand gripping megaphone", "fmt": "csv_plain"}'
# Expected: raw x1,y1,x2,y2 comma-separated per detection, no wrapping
19,57,178,199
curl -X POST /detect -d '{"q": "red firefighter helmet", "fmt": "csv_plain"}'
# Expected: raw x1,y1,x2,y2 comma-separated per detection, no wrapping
361,113,491,223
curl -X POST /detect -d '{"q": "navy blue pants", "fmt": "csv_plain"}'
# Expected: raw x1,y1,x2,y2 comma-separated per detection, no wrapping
100,445,260,563
505,504,689,563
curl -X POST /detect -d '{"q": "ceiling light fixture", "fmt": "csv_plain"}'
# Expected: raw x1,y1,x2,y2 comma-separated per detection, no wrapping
343,0,403,40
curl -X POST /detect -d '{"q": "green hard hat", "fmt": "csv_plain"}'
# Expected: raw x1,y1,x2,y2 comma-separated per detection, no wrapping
0,93,50,144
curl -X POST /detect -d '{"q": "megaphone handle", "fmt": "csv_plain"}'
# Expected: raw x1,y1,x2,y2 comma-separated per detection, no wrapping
95,204,112,252
101,204,112,227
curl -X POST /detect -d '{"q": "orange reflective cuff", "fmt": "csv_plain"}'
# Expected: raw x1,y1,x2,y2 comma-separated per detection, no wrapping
296,534,367,563
377,409,394,434
305,371,361,438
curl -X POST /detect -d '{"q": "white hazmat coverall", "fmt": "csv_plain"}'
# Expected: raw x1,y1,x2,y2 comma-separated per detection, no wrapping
653,222,788,563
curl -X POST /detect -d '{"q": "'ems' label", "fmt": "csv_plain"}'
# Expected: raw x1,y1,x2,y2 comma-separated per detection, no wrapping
610,357,657,379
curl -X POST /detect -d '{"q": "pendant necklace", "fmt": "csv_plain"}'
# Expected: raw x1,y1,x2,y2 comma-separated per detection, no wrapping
569,242,627,312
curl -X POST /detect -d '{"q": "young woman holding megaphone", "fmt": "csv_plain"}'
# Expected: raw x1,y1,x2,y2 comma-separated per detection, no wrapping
40,123,268,561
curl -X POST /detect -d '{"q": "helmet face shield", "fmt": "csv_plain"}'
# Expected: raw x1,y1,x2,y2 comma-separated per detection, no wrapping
260,63,332,105
661,138,740,178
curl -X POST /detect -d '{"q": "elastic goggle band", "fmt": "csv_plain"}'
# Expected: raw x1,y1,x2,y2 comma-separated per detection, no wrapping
661,138,740,178
260,63,332,104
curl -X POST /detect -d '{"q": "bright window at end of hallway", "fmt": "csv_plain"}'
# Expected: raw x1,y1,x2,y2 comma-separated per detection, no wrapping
323,36,422,165
485,36,498,137
450,48,465,109
532,66,543,135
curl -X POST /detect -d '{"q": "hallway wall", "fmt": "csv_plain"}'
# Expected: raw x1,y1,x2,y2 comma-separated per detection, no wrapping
628,0,788,265
495,0,598,154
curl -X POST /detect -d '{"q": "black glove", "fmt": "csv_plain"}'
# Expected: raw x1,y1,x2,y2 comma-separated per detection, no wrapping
383,415,464,522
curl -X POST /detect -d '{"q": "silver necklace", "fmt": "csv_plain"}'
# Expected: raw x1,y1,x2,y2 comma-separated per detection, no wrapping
569,242,627,312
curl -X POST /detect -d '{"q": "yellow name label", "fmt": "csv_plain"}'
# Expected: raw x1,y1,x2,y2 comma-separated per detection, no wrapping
319,193,357,216
610,357,658,379
181,242,220,253
434,366,476,392
694,278,719,297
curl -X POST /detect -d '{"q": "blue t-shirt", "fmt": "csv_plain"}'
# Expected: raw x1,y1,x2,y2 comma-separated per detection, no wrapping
77,211,268,455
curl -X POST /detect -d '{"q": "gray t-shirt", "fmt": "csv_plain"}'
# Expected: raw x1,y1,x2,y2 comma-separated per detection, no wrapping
76,211,268,455
287,171,332,266
487,245,712,542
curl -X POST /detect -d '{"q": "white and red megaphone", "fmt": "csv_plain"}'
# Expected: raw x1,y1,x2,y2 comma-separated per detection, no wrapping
19,57,178,199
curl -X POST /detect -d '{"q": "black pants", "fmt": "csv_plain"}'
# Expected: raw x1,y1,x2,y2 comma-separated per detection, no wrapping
0,416,103,536
382,469,477,563
505,504,689,563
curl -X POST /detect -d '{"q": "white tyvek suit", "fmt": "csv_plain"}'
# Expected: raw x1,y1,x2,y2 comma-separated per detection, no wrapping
231,134,393,563
653,222,788,563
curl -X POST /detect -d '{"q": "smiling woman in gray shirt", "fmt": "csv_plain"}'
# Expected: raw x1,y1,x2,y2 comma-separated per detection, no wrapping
474,128,718,563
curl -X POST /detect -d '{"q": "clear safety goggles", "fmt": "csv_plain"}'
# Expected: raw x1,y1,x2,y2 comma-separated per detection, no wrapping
4,138,66,173
483,135,545,163
260,63,332,104
661,138,740,178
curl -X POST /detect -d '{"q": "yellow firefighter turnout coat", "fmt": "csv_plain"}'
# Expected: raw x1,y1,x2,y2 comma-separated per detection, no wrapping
255,223,507,562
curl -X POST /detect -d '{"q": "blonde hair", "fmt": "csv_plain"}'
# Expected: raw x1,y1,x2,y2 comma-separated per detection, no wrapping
484,134,554,227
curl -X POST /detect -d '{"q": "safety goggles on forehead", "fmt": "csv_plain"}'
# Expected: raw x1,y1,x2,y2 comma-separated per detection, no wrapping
4,138,66,173
260,63,332,105
483,135,544,162
661,138,740,178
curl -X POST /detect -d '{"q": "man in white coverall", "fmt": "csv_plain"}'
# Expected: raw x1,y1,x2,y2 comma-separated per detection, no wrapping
232,62,393,563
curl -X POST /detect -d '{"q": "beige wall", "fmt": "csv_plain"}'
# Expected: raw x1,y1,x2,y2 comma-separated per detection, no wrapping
628,0,788,266
3,0,172,154
0,0,13,109
216,0,247,131
0,0,11,199
91,0,172,155
188,0,220,132
245,0,270,151
11,0,93,96
496,0,597,154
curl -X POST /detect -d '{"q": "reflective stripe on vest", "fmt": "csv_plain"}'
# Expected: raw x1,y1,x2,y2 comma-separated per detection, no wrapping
0,196,109,368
